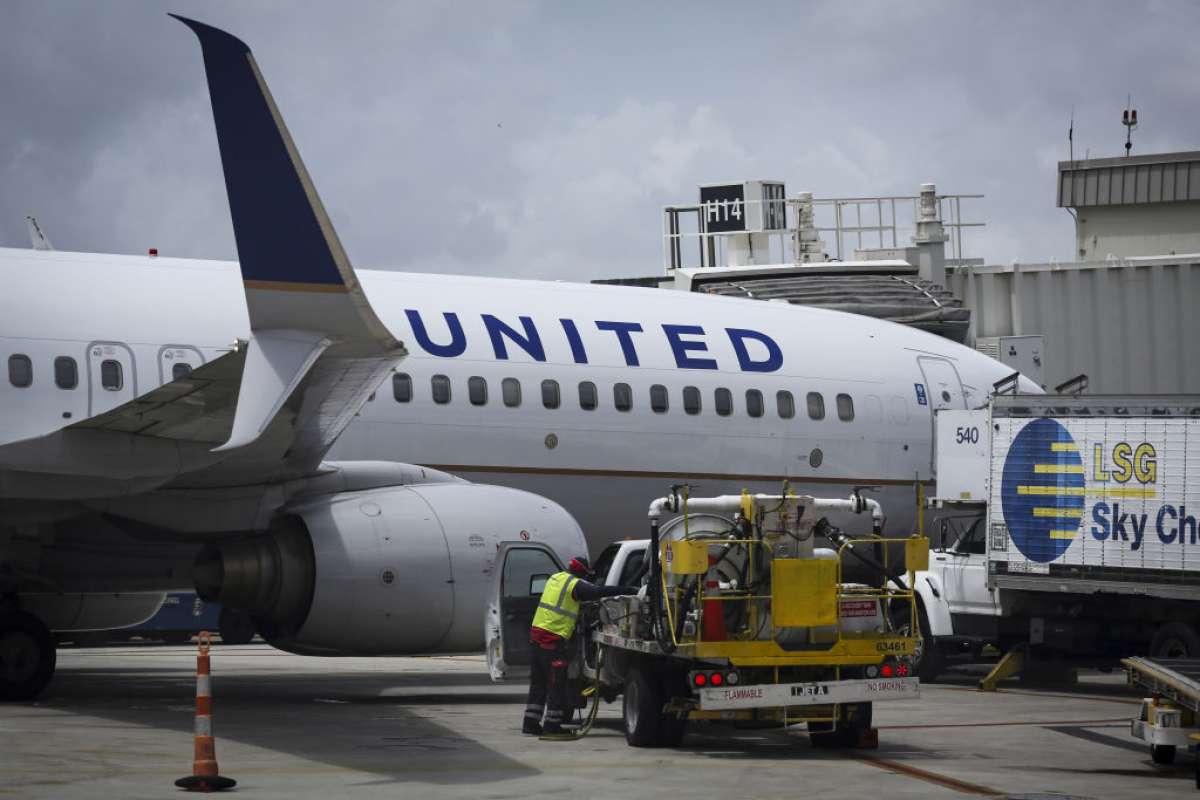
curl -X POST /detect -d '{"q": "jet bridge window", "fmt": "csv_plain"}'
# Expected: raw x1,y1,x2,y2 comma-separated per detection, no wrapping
431,374,451,404
100,359,123,391
807,392,825,420
613,382,632,412
714,387,733,417
745,389,763,418
502,377,521,407
8,354,32,388
776,390,795,419
541,379,560,409
650,384,669,414
837,393,855,421
393,373,412,402
54,356,78,390
578,381,597,411
468,376,488,406
682,386,701,415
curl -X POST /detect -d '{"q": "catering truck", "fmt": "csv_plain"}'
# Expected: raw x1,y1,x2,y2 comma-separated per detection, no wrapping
487,487,924,747
911,393,1200,681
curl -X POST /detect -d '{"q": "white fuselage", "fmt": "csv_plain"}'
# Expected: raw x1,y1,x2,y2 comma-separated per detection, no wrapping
0,247,1028,550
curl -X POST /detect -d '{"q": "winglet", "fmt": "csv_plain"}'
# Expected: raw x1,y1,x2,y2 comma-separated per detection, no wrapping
173,14,399,350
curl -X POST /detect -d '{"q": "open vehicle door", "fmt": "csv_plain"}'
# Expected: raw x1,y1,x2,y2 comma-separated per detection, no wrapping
485,541,565,681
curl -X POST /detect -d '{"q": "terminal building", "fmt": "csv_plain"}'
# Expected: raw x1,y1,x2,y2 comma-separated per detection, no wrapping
599,151,1200,395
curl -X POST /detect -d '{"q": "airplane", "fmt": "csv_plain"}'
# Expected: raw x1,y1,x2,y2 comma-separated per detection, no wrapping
0,16,1035,702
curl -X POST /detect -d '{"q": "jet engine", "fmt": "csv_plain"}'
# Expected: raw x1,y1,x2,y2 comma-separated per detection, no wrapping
194,482,584,655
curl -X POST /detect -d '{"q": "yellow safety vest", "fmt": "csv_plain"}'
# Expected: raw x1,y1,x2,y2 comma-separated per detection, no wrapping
531,572,581,638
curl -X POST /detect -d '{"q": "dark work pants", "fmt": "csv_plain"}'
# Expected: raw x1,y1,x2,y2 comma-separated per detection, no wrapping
524,639,570,728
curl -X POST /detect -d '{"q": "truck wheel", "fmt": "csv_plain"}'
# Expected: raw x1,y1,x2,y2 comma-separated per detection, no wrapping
810,702,872,748
1151,744,1176,765
896,603,943,682
623,668,662,747
1149,622,1200,658
217,608,256,645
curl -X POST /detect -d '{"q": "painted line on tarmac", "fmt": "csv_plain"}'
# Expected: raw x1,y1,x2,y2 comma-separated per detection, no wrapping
847,754,1003,796
879,717,1127,730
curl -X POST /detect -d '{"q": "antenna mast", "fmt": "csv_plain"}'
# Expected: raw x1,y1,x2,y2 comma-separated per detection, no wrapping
1122,95,1138,157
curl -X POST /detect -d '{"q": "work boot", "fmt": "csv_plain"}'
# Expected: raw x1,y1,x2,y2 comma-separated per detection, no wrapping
521,720,542,736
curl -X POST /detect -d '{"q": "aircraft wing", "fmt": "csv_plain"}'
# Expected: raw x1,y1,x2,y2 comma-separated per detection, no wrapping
0,17,406,492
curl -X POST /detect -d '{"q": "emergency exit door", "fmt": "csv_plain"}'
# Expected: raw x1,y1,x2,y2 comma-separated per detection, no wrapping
917,356,966,475
158,345,206,385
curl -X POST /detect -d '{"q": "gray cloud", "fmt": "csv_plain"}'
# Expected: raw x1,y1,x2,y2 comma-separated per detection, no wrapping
2,1,1197,279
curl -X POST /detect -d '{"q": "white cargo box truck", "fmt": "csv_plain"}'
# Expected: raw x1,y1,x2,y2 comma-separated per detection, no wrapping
911,394,1200,680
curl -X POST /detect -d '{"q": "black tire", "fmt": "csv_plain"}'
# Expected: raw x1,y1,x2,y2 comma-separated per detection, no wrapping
623,668,662,747
217,608,256,645
1149,622,1200,659
895,602,943,683
810,702,872,749
1151,744,1176,765
0,611,57,701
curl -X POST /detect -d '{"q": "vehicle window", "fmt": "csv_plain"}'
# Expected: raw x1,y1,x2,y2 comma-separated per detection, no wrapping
393,373,412,402
807,391,825,420
542,379,560,409
502,547,562,599
172,362,193,381
650,384,669,413
777,390,795,419
502,377,521,407
8,354,32,388
431,374,451,404
100,360,123,391
468,376,487,406
54,356,78,389
714,387,733,416
745,389,763,418
837,393,855,421
578,381,597,411
591,544,621,585
618,549,647,586
614,382,632,412
683,386,701,415
957,518,986,555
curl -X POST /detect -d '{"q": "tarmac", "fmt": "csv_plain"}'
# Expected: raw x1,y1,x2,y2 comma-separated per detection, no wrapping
0,642,1193,799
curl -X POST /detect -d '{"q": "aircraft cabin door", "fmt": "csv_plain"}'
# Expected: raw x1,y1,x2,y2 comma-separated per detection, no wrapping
917,356,966,475
486,542,564,681
87,341,137,417
157,345,206,385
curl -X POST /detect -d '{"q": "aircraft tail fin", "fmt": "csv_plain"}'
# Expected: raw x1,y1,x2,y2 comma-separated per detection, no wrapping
172,14,398,351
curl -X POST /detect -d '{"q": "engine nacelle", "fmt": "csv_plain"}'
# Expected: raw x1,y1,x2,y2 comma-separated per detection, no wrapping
195,483,585,655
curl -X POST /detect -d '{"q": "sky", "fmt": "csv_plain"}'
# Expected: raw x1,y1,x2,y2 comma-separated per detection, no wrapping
2,1,1198,280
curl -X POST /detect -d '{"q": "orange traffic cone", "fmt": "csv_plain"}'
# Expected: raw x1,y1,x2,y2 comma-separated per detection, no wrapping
175,631,236,792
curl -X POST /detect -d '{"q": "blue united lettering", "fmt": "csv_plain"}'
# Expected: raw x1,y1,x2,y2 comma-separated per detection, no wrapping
402,310,783,373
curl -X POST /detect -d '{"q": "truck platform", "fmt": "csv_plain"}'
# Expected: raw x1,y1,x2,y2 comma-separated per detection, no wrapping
1124,656,1200,784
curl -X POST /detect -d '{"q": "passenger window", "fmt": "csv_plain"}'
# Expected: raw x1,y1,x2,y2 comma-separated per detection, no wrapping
8,354,32,388
502,377,521,407
578,381,597,411
172,362,193,381
542,379,560,409
837,393,855,421
54,356,78,390
650,384,669,413
807,391,825,420
468,376,488,406
431,374,451,404
745,389,763,418
393,373,413,402
714,387,733,417
100,360,123,391
683,386,701,415
777,390,795,419
614,382,632,412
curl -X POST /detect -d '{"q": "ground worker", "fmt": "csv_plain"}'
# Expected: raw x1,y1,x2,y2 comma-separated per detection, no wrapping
523,556,639,735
